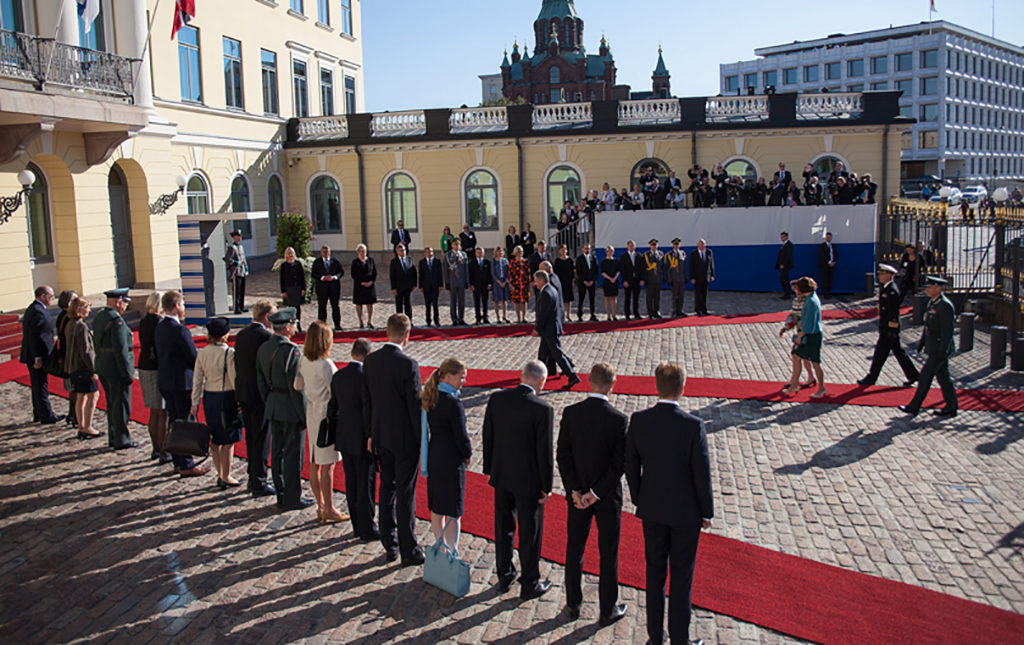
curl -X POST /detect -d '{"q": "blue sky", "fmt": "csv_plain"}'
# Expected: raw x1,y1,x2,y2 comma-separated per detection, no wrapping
361,0,1023,112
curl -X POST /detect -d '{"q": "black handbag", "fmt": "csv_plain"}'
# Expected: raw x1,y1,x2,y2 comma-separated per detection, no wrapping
163,418,211,457
316,416,335,448
69,370,93,387
43,349,66,378
217,349,244,438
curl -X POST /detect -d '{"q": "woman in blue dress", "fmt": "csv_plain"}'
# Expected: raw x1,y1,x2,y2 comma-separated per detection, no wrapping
420,358,471,550
782,277,827,399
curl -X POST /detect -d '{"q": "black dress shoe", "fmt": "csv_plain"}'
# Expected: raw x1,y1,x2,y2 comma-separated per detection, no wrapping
385,549,399,563
112,441,139,450
898,405,918,417
359,529,381,543
566,605,580,620
933,408,958,418
497,572,517,593
856,377,875,386
563,375,582,390
40,414,66,425
520,579,552,600
401,550,425,567
903,378,919,387
158,454,174,465
277,497,315,511
598,603,628,626
250,483,276,497
589,315,599,322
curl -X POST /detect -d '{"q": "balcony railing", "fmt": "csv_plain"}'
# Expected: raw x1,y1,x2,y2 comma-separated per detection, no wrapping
618,98,680,126
705,95,769,123
371,110,426,137
796,92,863,120
532,102,592,129
296,115,349,141
449,106,508,133
0,29,135,100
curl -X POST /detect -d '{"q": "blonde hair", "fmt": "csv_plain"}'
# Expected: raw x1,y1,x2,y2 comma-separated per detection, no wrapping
145,291,162,312
303,320,333,360
69,296,90,320
421,357,466,411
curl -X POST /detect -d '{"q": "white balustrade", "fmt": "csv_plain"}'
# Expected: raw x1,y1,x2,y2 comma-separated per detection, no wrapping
371,109,427,137
704,96,769,122
617,98,680,126
532,102,592,129
449,106,508,133
296,115,349,141
796,93,864,120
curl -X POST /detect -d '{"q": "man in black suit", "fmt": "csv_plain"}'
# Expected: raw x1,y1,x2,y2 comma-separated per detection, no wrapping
557,362,629,625
817,231,837,298
857,264,919,387
533,270,580,388
20,285,61,425
389,243,417,320
575,243,598,322
362,314,424,565
329,338,379,541
468,246,492,324
777,232,795,299
773,162,792,189
688,239,714,316
390,220,412,251
483,359,554,600
234,298,277,497
418,246,443,326
311,244,345,330
626,362,713,645
459,224,477,253
618,240,643,320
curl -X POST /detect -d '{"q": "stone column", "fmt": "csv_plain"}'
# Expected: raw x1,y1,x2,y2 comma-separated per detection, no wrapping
127,0,154,109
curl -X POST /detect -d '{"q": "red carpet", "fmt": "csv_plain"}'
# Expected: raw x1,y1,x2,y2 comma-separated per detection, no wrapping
2,361,1022,642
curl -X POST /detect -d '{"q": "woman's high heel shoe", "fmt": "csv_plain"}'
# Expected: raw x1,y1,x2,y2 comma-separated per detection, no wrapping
76,430,100,440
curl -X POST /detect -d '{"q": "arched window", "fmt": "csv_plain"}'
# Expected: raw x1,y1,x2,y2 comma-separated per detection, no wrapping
546,165,580,224
310,175,342,232
465,170,498,230
812,155,848,180
267,175,284,236
724,159,758,184
185,173,209,215
25,163,52,263
230,174,252,239
549,66,560,85
566,21,575,47
629,158,669,192
385,173,417,231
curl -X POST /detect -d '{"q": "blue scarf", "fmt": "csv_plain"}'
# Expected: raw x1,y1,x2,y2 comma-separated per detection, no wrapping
420,383,461,477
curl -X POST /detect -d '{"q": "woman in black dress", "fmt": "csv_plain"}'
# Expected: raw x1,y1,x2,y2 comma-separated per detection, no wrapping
351,243,377,328
279,246,306,331
521,222,537,258
600,244,620,321
553,244,575,322
505,224,520,259
420,358,470,550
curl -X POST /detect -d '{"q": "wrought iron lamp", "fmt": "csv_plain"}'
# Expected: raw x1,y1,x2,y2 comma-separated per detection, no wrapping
992,187,1008,203
0,169,36,225
149,175,188,215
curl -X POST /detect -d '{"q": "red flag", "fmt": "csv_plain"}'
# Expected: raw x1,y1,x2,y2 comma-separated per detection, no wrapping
172,0,195,39
930,0,936,11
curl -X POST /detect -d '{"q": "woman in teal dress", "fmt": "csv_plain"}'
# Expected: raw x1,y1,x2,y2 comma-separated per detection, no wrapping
782,276,827,398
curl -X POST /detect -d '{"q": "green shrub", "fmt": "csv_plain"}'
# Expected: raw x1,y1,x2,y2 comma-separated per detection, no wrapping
275,211,313,259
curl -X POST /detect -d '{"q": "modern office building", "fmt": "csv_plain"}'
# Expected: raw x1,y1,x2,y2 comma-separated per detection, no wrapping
719,21,1024,184
0,0,363,312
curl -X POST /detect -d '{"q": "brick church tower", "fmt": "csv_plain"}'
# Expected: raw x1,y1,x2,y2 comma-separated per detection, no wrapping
652,46,671,98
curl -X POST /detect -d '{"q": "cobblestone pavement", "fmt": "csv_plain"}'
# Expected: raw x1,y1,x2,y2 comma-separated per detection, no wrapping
1,272,1021,644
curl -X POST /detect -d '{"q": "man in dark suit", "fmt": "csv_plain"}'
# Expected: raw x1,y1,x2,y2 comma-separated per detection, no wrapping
389,243,417,321
688,239,715,316
777,232,795,299
575,243,598,322
626,362,713,645
155,290,207,477
618,240,643,320
418,246,443,326
311,244,345,330
468,246,492,324
234,298,277,497
20,285,61,425
817,231,837,298
362,314,424,565
390,220,412,251
458,224,477,253
857,264,919,388
534,270,580,388
483,359,554,600
329,338,379,541
773,161,792,189
557,363,629,625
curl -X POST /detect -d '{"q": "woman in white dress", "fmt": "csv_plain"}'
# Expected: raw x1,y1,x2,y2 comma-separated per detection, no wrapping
294,320,347,523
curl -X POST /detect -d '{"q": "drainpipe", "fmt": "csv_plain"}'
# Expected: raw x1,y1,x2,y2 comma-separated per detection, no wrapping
355,145,367,247
880,124,890,257
690,130,698,166
516,137,525,232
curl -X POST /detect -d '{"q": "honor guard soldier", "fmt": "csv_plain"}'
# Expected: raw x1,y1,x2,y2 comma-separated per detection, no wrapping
93,288,137,449
662,238,688,317
857,264,920,387
899,276,958,418
257,307,313,510
225,229,249,314
642,239,664,319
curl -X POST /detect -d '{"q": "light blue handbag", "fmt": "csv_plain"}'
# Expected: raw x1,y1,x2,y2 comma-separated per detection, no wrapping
423,519,471,597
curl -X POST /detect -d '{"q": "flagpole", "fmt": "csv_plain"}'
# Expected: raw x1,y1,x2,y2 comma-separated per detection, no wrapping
131,0,162,99
42,0,69,83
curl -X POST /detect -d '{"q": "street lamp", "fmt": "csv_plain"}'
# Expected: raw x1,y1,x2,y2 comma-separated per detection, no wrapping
938,185,953,199
0,169,37,225
992,187,1009,203
149,174,188,215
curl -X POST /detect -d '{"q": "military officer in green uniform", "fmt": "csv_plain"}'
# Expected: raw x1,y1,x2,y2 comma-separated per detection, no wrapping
899,276,958,418
256,307,313,510
857,264,920,387
641,238,664,319
93,288,137,449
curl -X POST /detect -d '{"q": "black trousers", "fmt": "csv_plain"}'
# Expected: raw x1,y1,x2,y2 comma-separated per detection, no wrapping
623,284,641,317
317,287,341,327
645,284,661,317
342,448,378,539
906,351,958,413
865,332,919,383
820,264,835,296
538,332,576,379
423,288,440,325
232,275,246,312
394,290,412,319
161,388,195,471
576,283,595,318
693,280,709,314
472,287,489,321
377,447,421,559
643,520,701,643
565,496,621,614
28,364,56,423
270,420,304,505
494,486,545,587
240,400,270,489
779,268,792,296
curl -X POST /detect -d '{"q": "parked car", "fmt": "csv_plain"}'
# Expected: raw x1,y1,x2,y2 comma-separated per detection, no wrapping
929,187,961,205
960,185,988,203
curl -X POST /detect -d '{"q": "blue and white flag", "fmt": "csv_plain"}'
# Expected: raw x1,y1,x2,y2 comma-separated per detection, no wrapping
77,0,100,35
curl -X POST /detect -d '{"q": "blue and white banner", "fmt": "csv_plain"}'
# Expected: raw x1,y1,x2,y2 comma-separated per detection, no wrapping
77,0,100,34
594,205,876,293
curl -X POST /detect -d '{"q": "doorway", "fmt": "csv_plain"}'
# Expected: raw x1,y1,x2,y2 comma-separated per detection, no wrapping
108,165,135,288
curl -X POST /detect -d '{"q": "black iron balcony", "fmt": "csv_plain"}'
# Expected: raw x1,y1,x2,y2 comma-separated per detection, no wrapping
0,28,136,101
